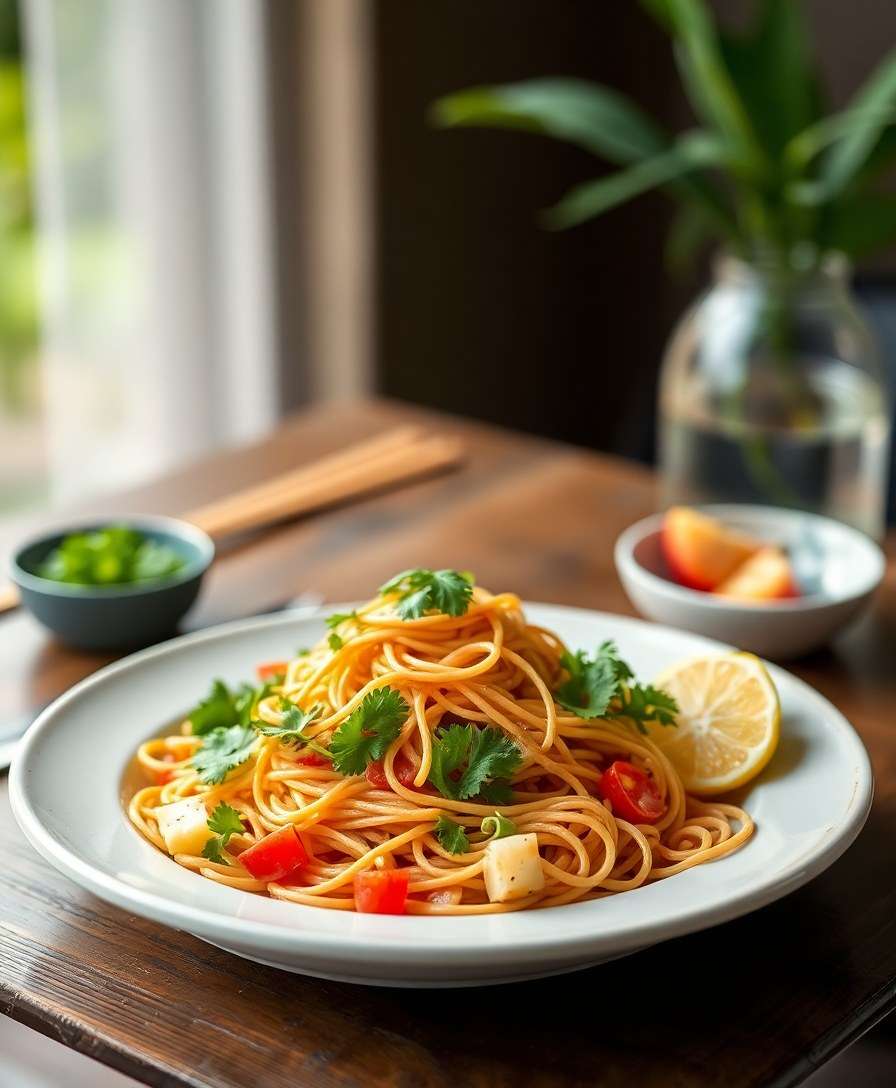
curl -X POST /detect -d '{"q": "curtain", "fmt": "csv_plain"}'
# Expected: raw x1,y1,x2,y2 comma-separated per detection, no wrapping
23,0,281,504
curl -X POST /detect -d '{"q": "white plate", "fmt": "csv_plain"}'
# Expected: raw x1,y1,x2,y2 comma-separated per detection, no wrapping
9,604,873,987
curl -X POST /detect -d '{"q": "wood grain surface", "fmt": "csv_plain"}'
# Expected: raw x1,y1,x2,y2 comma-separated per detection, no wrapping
2,399,895,1088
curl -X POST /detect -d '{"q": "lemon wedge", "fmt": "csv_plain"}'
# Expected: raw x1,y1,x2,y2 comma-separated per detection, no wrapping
647,652,780,795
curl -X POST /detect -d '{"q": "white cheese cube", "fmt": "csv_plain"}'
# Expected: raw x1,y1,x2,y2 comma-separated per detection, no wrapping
483,833,545,903
154,796,209,856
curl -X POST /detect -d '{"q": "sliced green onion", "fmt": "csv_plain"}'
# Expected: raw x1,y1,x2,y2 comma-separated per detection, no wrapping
480,811,517,839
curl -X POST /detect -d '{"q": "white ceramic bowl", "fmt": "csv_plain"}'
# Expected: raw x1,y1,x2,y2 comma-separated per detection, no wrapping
614,505,885,659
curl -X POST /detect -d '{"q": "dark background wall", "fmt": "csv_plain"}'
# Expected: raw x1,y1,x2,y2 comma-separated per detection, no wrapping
371,0,896,465
372,0,686,463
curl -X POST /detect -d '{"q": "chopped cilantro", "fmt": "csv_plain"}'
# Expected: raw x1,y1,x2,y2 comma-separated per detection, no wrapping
328,632,344,652
329,687,408,776
619,683,678,729
207,802,244,844
254,699,329,757
556,646,618,720
201,802,245,865
428,724,521,801
379,568,474,620
556,641,677,733
38,525,184,587
434,814,469,854
188,678,271,736
192,725,257,785
326,611,358,629
201,838,230,865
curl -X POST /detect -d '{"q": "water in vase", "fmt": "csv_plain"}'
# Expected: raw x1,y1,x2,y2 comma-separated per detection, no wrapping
660,356,890,539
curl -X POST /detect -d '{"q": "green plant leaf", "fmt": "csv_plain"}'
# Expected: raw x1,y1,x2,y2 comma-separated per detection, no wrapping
644,0,766,173
719,0,822,157
791,46,896,204
664,202,714,274
543,131,725,229
432,77,668,164
822,193,896,258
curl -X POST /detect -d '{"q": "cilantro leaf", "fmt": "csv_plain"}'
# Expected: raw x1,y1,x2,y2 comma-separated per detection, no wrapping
188,680,239,735
207,802,244,845
379,568,473,619
434,814,469,855
201,837,230,865
428,724,522,801
618,683,678,732
328,632,344,651
201,802,245,866
556,649,618,720
188,679,269,735
255,699,328,755
555,642,677,733
476,778,515,805
329,687,408,776
192,725,257,785
326,610,358,629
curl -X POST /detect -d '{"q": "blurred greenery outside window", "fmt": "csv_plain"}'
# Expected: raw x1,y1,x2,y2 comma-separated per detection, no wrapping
0,0,43,514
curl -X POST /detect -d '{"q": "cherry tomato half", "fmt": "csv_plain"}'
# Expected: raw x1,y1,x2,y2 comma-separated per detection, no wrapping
256,661,288,681
599,760,665,824
366,753,418,790
295,750,330,768
354,869,410,914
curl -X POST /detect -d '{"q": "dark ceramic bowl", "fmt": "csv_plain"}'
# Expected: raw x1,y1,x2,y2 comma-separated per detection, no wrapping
10,516,215,650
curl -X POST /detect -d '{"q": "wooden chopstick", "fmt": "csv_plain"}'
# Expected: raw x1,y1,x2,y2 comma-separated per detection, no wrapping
187,424,426,537
0,426,464,616
190,431,463,538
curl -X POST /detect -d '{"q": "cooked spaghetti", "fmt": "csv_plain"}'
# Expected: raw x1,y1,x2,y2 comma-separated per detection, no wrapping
128,571,753,915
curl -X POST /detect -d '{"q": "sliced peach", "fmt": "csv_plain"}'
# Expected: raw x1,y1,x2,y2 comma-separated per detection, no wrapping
662,507,761,591
715,546,799,602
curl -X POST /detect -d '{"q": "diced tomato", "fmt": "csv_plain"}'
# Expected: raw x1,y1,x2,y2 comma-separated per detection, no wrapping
154,751,177,785
354,869,410,914
599,760,665,824
365,753,418,790
295,750,330,768
239,825,309,881
256,661,288,681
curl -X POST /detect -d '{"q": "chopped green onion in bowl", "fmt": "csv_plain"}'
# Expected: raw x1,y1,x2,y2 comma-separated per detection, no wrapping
38,525,185,587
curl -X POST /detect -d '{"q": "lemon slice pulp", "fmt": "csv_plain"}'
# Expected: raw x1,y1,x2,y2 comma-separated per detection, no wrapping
647,652,780,795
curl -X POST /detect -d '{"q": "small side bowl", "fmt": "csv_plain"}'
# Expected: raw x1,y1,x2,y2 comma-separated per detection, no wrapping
614,504,885,659
11,515,214,651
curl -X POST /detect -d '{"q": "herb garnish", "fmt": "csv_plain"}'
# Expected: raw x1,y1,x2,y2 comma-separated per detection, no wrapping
187,678,274,736
556,641,677,732
434,814,470,855
254,699,330,758
38,525,184,587
192,725,257,785
428,724,521,802
201,802,245,865
379,568,474,620
329,687,408,776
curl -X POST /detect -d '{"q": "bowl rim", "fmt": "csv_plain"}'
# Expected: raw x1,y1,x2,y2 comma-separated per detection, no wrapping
10,514,215,600
614,504,886,614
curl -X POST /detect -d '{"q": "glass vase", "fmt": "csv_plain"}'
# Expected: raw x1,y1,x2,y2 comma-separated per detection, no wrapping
658,253,890,539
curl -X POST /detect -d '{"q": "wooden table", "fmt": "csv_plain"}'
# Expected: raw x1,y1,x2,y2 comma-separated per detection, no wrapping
2,399,895,1088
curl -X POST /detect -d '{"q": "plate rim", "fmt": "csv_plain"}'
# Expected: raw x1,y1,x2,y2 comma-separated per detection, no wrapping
9,603,874,969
